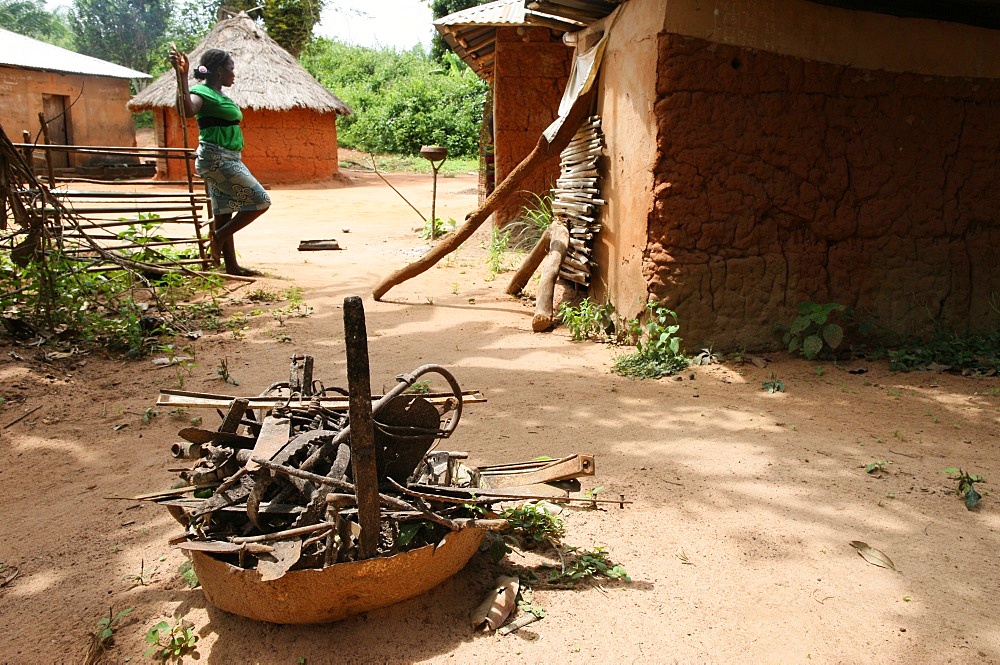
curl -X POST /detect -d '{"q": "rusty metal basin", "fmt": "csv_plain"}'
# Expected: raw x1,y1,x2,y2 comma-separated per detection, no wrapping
190,527,486,624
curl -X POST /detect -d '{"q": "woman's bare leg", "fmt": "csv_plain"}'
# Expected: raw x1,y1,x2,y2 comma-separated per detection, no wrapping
210,213,232,266
215,208,269,276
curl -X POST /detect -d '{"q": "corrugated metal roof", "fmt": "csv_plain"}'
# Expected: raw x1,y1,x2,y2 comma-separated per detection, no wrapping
434,0,621,81
433,0,526,27
0,28,150,79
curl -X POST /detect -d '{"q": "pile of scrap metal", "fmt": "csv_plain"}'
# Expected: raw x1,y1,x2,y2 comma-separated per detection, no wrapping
144,298,599,624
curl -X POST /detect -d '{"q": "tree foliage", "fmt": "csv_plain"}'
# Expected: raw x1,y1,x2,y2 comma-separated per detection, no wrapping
0,0,72,46
224,0,324,57
428,0,491,60
301,38,487,157
70,0,170,73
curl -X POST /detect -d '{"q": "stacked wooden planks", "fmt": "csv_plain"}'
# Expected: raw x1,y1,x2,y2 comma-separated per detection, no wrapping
553,116,605,287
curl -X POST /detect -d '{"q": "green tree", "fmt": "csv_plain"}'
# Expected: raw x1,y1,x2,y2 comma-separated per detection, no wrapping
225,0,324,57
70,0,170,73
0,0,72,46
428,0,491,61
166,0,219,56
301,38,487,157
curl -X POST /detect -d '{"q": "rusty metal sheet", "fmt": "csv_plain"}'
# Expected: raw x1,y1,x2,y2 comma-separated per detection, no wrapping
244,416,291,472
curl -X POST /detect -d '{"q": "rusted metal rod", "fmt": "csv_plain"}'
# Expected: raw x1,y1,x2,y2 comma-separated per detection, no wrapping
343,296,382,559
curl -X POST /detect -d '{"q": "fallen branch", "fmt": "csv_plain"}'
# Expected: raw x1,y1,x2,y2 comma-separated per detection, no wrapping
372,89,595,300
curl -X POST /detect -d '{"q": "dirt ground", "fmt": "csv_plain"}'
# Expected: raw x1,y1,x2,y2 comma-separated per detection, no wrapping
1,168,998,664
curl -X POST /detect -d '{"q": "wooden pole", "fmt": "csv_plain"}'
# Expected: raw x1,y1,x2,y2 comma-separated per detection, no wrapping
372,89,595,301
343,296,381,559
506,226,551,296
532,222,569,332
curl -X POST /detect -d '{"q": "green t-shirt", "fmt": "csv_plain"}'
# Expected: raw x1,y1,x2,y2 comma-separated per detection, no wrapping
191,83,244,152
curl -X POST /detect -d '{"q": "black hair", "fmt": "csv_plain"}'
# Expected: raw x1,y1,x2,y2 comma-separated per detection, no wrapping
193,49,231,80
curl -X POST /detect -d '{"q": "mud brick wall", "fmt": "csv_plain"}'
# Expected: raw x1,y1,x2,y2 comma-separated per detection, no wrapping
646,34,1000,349
493,27,571,226
163,108,341,184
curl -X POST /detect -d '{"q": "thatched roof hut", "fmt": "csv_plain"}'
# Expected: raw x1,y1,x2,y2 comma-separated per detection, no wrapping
129,13,351,184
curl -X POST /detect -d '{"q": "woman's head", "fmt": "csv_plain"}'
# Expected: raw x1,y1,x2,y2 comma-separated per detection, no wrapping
193,49,233,82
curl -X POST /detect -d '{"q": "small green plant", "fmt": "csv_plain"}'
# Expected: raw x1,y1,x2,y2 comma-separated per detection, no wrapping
944,468,986,510
407,379,431,394
558,298,612,341
418,217,456,240
178,560,199,589
691,346,720,365
612,302,688,379
865,460,892,474
142,407,159,425
501,503,565,549
508,191,554,250
144,616,198,661
548,546,630,585
84,606,133,665
777,301,846,360
215,358,239,386
582,485,604,508
516,587,546,619
124,560,154,589
485,226,512,278
762,374,785,393
244,287,280,303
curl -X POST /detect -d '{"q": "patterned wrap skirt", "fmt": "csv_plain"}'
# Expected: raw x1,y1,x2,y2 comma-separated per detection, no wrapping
195,142,271,215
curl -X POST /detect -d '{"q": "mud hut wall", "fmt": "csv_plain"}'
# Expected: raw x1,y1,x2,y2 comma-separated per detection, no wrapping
591,0,663,321
646,33,1000,349
0,67,137,167
162,107,341,184
492,26,571,226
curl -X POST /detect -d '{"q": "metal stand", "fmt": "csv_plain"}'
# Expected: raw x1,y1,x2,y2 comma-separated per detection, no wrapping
420,145,448,239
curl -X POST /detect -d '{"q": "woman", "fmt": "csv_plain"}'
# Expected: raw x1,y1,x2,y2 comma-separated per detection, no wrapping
169,47,270,276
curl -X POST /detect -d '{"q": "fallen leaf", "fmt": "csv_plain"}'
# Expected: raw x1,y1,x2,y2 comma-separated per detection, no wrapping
748,355,768,369
113,423,128,431
675,548,694,565
850,541,898,571
470,575,519,631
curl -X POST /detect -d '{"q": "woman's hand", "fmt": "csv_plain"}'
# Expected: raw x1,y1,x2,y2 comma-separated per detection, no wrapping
169,46,189,76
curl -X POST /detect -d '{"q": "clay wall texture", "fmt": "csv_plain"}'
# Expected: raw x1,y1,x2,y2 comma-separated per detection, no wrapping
592,0,661,319
648,34,1000,349
0,67,137,165
161,107,341,185
492,27,571,226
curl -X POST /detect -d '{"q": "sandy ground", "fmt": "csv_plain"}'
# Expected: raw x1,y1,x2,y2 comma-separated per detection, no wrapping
1,168,999,664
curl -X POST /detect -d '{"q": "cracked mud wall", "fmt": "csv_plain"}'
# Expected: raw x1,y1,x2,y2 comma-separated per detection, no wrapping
646,34,1000,349
492,27,571,226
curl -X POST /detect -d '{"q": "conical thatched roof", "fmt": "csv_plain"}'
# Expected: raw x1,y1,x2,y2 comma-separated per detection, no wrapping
128,13,351,115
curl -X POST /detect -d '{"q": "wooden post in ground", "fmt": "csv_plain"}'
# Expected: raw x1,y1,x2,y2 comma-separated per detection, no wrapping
532,222,570,332
506,226,551,296
343,296,381,559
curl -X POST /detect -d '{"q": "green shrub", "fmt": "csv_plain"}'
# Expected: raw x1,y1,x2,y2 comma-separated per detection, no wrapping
776,301,846,360
612,302,688,379
301,40,487,158
887,329,1000,374
558,298,613,341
